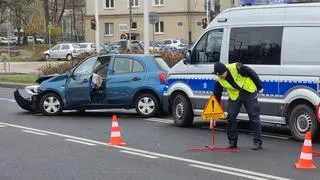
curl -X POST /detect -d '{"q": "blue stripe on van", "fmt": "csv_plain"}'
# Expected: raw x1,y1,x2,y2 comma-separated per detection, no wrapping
164,78,318,96
279,81,317,96
262,81,278,96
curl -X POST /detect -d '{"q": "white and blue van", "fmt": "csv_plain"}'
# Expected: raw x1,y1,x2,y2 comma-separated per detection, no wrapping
163,3,320,141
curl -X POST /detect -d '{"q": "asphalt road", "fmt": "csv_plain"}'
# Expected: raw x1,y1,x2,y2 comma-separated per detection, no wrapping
0,87,319,180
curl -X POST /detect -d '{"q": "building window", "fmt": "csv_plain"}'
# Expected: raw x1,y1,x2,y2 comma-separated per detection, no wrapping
105,0,115,9
155,21,164,33
154,0,164,6
129,0,139,7
229,27,283,65
131,22,137,30
105,23,114,35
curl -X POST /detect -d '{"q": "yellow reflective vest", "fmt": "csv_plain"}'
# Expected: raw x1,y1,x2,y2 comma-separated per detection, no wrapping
217,63,256,100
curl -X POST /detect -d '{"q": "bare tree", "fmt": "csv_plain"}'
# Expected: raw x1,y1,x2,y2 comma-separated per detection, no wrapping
0,0,11,25
43,0,67,43
9,0,35,44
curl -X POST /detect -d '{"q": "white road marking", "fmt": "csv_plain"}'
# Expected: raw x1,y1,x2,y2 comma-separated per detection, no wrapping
189,164,270,180
22,130,47,136
0,125,6,128
0,122,291,180
120,150,159,159
0,98,15,103
145,118,172,124
65,139,96,146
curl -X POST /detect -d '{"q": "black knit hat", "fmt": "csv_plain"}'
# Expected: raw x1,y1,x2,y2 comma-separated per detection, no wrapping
213,62,227,75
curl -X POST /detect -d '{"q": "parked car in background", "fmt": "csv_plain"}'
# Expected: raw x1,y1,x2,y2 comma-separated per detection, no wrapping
149,41,165,52
160,39,189,50
80,43,109,55
27,36,45,44
108,44,121,54
79,43,96,54
43,43,84,60
14,54,170,117
0,37,14,46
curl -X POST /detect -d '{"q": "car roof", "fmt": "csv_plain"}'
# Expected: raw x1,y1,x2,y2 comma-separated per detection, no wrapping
100,54,155,59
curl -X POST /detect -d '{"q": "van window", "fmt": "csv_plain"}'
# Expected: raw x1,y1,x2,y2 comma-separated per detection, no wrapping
192,28,223,64
229,27,283,65
282,27,320,65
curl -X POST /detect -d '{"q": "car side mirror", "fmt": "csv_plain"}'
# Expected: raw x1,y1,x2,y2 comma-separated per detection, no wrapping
183,50,191,65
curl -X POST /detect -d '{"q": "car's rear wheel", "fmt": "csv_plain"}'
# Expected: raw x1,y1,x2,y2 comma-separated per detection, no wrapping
134,93,159,117
40,93,63,116
289,104,320,141
172,94,194,127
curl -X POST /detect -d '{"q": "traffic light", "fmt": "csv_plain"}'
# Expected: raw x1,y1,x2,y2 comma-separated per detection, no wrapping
90,19,96,30
202,18,208,29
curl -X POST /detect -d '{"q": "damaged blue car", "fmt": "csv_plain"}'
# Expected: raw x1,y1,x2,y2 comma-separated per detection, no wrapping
14,54,170,117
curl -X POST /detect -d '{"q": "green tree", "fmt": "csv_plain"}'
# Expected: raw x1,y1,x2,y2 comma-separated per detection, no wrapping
49,24,62,43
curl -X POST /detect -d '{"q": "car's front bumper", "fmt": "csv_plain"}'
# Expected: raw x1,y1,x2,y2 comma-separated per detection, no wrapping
14,89,40,112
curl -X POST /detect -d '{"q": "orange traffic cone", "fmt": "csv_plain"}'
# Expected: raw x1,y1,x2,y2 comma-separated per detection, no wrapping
108,115,126,146
295,131,316,169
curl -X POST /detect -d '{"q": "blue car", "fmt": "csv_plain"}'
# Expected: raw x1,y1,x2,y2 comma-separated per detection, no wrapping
14,54,170,117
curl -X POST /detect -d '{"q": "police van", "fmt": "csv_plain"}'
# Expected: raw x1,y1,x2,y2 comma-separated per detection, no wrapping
163,3,320,141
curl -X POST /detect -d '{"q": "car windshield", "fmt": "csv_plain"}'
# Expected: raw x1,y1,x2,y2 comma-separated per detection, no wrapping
154,57,170,72
73,56,97,75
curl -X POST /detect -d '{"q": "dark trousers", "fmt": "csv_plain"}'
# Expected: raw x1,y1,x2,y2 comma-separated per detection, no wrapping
226,91,262,146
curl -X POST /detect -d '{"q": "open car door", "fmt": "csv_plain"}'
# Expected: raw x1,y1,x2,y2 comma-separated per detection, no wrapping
65,56,97,105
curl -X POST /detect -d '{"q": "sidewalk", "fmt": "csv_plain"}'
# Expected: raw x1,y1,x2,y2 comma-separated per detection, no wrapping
0,61,61,75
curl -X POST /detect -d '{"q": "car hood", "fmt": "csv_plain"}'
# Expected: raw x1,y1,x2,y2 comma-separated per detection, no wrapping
36,73,65,84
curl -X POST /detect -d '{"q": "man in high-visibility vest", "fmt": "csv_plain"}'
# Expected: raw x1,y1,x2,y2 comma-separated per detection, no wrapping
213,62,264,150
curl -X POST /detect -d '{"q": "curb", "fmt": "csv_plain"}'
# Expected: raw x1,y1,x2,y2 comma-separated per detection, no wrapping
0,82,35,89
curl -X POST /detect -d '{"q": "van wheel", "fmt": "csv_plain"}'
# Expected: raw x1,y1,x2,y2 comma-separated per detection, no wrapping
172,94,194,127
66,54,73,61
289,104,320,141
134,93,159,118
40,93,63,116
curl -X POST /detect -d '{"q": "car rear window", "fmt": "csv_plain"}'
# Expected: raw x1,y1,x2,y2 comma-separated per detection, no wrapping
154,57,170,72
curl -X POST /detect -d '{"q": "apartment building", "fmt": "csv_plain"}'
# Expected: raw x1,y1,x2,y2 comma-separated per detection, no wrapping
85,0,243,44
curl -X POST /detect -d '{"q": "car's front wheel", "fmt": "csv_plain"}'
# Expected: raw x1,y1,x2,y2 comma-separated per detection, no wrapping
40,93,63,116
44,54,50,60
134,93,159,117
